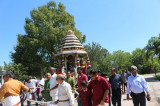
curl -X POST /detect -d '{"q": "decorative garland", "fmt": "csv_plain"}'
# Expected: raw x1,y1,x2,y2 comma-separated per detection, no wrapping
61,55,65,67
76,57,80,67
87,57,91,69
54,60,58,69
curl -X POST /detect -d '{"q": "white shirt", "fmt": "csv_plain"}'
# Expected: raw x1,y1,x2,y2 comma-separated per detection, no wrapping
127,74,149,94
25,79,37,92
38,78,45,92
58,81,74,106
50,74,58,96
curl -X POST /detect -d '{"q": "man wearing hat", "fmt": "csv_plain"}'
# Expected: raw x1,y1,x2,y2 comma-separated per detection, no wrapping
126,65,151,106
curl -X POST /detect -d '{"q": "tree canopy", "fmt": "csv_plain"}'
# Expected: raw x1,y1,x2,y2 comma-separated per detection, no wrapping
84,42,109,71
85,42,160,75
11,1,86,75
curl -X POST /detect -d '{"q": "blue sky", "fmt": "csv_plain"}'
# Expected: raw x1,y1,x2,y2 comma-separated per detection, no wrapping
1,0,160,66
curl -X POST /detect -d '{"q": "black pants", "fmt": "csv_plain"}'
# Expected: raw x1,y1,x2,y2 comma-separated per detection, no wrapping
123,83,127,91
131,92,146,106
112,88,121,106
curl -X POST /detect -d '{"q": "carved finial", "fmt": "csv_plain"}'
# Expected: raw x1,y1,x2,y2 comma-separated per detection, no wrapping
66,30,74,35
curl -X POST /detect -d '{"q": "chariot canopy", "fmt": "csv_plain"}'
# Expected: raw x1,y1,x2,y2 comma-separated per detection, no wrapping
54,30,91,74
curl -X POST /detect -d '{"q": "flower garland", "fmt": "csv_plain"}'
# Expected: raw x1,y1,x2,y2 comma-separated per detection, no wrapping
54,60,58,69
61,55,65,67
87,57,91,69
76,57,80,67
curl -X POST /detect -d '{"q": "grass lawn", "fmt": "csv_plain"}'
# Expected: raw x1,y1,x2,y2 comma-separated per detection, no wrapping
154,75,160,81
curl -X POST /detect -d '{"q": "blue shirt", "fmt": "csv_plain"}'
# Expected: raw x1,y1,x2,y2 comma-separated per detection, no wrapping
109,74,122,89
126,74,149,94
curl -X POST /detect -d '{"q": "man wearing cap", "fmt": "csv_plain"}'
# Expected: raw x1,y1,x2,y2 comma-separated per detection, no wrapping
126,65,151,106
0,71,29,106
48,67,59,106
55,74,74,106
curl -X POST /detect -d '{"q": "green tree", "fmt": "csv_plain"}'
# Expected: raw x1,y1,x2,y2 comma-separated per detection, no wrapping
132,48,145,71
152,57,160,75
11,1,86,75
84,42,109,71
4,62,28,81
144,35,160,74
131,48,159,74
102,54,113,75
111,50,132,71
145,35,160,59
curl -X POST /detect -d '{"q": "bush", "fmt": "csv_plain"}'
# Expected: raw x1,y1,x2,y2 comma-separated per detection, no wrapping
154,75,160,81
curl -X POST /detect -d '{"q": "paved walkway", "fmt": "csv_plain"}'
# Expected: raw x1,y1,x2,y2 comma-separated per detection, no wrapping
121,74,160,106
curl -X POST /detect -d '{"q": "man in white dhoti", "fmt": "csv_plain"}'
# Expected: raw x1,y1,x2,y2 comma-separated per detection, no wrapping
55,74,74,106
0,71,29,106
48,67,59,106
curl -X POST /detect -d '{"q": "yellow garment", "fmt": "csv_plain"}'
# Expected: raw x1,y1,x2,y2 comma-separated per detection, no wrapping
0,79,29,100
81,66,85,68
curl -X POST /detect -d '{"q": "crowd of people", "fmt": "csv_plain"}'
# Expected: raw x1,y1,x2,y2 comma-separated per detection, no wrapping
0,65,151,106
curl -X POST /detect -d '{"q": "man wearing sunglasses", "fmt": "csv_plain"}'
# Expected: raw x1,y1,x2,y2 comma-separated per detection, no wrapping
126,66,151,106
0,71,29,106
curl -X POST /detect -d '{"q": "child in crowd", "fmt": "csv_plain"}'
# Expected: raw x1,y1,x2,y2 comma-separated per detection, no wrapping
78,81,92,106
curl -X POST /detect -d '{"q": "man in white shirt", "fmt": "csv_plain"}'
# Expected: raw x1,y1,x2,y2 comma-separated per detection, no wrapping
25,77,38,106
48,67,58,106
55,74,74,106
126,66,151,106
37,75,45,98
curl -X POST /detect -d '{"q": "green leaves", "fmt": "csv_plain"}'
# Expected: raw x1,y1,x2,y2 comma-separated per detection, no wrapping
11,1,85,75
145,35,160,58
84,42,109,71
84,43,159,75
112,50,132,70
4,62,28,81
144,34,160,74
